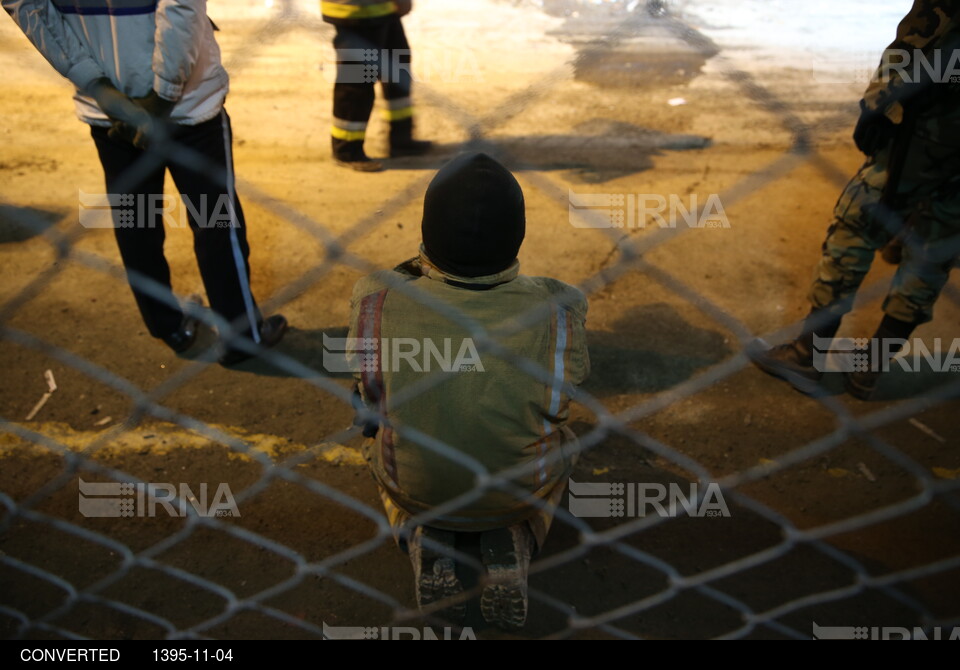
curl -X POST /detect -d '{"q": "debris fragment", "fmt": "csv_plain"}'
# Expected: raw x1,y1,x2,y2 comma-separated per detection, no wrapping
668,97,687,106
25,370,57,421
25,395,50,421
908,418,946,444
857,462,877,482
94,416,112,427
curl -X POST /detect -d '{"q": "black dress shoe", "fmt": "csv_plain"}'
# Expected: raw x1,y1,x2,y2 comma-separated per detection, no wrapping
218,314,289,367
161,314,199,354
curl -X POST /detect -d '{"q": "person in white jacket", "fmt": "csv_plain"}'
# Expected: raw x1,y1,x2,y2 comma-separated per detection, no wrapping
2,0,287,366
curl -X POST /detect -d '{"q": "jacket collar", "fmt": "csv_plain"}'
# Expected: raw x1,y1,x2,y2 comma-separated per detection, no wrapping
417,246,519,290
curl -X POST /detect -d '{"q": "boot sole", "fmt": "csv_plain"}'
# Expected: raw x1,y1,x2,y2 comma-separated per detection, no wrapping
480,565,527,631
418,557,466,622
480,527,530,630
414,529,465,623
334,158,385,172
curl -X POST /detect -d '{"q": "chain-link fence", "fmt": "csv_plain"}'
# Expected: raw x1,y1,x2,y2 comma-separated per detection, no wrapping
1,0,959,640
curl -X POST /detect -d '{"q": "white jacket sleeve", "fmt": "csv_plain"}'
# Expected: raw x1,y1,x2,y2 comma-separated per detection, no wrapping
153,0,206,101
1,0,105,90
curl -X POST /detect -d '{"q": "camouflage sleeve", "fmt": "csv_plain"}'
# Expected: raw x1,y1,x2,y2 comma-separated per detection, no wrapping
862,0,960,123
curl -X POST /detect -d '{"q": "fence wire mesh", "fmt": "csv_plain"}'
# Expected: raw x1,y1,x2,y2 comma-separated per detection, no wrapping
1,0,959,640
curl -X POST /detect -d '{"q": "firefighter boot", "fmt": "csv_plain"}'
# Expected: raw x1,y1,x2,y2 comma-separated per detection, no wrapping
389,118,433,158
332,138,384,172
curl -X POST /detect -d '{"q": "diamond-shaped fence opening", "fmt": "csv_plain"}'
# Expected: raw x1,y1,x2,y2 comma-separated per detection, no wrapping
1,0,959,641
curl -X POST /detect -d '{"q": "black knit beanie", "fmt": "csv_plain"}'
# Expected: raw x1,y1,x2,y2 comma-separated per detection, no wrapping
421,152,526,277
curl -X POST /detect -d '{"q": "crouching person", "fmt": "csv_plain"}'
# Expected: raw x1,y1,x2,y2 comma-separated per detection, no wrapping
347,153,589,630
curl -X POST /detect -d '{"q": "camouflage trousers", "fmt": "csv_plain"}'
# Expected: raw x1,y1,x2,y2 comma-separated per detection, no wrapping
809,99,960,325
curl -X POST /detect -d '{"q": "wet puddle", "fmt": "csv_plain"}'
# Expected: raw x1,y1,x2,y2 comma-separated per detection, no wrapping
535,0,717,88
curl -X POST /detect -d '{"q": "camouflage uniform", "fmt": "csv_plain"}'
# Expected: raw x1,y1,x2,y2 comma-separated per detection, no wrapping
810,0,960,325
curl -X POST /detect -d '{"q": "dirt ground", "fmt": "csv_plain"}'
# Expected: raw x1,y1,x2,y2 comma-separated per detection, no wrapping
1,0,958,640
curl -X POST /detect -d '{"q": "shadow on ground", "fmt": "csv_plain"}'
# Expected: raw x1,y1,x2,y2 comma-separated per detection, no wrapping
0,204,63,244
585,302,732,395
383,120,711,184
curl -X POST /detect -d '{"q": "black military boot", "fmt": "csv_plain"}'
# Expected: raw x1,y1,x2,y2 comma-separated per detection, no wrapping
389,118,433,158
748,308,842,395
332,138,384,172
844,314,916,400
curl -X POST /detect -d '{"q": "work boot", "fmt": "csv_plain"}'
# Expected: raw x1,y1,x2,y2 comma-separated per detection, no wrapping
844,314,916,400
748,308,841,396
408,526,465,623
389,118,433,158
332,138,384,172
480,524,534,631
